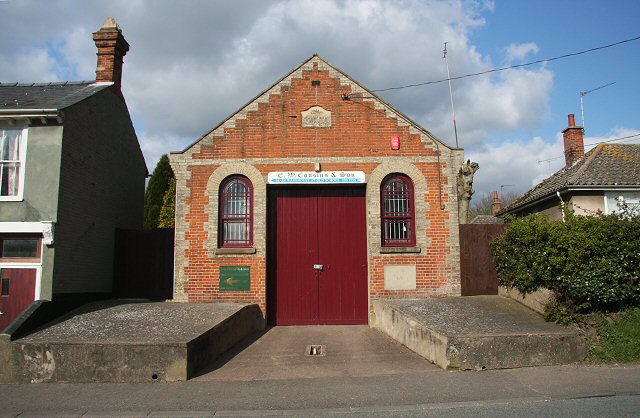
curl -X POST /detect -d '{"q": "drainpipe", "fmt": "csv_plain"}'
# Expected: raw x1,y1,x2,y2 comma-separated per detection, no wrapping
557,191,566,223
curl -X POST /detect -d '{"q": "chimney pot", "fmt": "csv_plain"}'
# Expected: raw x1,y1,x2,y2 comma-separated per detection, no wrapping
491,191,503,216
562,113,584,167
93,17,129,95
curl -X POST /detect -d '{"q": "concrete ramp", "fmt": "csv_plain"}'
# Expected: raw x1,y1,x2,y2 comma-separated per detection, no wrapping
373,296,587,370
0,301,262,383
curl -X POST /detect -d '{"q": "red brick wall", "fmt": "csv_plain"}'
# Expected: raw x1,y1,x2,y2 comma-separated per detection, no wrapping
193,63,439,161
171,57,462,317
563,126,584,167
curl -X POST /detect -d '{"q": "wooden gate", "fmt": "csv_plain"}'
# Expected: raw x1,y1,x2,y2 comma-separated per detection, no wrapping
459,224,505,296
267,187,368,325
113,228,174,300
0,268,37,332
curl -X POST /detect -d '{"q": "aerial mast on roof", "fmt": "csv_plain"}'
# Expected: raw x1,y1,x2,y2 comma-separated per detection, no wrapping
580,82,615,134
443,42,459,148
500,184,515,201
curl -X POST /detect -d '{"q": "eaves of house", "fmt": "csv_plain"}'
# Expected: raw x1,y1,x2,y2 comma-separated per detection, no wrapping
499,143,640,216
0,81,112,121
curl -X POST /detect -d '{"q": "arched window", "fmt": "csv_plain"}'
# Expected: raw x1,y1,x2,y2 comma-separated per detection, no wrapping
381,174,415,246
219,176,253,247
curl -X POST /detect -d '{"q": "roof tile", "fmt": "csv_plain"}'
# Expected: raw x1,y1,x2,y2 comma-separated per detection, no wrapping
501,144,640,214
0,81,111,111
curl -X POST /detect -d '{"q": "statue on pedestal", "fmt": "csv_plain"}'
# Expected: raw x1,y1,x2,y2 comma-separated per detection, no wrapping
457,160,479,224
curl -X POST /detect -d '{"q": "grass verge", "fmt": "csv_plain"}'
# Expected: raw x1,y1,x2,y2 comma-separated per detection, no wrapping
588,308,640,363
546,302,640,363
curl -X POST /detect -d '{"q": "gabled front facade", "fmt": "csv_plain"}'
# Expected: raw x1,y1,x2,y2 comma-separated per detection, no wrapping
170,55,463,325
0,18,147,332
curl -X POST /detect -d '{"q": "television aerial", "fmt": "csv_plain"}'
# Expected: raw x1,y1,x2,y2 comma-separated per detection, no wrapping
580,82,615,134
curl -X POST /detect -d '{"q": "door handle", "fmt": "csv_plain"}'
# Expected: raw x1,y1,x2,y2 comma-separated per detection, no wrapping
313,264,324,271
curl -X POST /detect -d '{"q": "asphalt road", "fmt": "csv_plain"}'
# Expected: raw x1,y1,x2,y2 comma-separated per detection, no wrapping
1,364,639,417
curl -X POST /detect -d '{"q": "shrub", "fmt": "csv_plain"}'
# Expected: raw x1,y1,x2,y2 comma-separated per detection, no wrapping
492,210,640,313
144,154,174,229
158,177,176,228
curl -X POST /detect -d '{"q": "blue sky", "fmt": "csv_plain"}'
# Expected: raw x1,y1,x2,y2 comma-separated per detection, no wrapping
1,0,638,201
471,1,639,142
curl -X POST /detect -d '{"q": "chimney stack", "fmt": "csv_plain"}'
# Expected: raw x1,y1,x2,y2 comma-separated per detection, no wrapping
93,17,129,94
563,114,584,167
491,191,503,216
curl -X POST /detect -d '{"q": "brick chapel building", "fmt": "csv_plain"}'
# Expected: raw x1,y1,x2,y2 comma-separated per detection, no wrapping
170,55,464,325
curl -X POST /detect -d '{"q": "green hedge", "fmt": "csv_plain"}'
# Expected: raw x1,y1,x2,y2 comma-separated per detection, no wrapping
491,211,640,313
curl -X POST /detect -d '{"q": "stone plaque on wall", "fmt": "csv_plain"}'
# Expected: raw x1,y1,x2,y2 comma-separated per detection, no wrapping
301,106,331,127
384,265,417,290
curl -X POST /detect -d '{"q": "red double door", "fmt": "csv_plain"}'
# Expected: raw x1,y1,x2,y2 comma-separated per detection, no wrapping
268,187,368,325
0,268,36,332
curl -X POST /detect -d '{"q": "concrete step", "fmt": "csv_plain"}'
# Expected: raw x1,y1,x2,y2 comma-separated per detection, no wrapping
372,296,588,370
0,300,262,383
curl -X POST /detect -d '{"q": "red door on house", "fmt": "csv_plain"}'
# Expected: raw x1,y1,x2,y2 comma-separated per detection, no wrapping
0,268,37,332
267,187,368,325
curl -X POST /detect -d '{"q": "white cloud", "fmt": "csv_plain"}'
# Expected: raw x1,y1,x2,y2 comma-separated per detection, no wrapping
466,135,565,200
0,0,555,171
504,42,540,62
466,125,640,202
138,131,191,172
584,127,640,152
0,48,59,82
421,67,554,147
55,26,96,80
117,0,523,152
110,0,555,157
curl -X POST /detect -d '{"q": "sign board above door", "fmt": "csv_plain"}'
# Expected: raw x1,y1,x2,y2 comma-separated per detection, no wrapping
268,171,366,185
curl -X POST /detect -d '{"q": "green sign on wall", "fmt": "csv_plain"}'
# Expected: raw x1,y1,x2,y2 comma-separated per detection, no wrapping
220,266,251,291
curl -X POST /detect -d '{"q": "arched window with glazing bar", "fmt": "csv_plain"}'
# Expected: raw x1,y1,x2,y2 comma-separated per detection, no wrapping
381,174,416,247
219,175,253,247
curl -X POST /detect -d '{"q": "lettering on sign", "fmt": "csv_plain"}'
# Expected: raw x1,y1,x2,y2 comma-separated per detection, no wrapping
220,266,251,291
268,171,366,184
301,106,332,128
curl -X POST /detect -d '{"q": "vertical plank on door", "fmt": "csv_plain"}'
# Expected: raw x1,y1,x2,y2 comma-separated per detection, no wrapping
271,188,319,325
317,187,368,324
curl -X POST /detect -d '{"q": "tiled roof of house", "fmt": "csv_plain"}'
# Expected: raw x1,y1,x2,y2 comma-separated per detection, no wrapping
469,215,505,224
0,81,111,111
500,143,640,214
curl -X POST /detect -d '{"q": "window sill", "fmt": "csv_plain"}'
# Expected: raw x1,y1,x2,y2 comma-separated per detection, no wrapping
0,196,24,202
0,258,41,263
380,246,421,254
215,247,257,255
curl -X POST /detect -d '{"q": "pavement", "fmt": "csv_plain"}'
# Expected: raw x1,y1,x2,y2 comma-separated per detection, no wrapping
194,325,439,381
1,324,639,416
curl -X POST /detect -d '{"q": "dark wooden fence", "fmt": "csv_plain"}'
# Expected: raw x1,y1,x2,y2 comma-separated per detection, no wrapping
113,228,174,300
459,224,506,296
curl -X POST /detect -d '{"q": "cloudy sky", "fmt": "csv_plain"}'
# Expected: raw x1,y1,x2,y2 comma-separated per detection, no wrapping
1,0,639,200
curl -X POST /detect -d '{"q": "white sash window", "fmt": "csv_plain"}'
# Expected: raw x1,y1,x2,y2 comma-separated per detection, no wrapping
0,127,27,201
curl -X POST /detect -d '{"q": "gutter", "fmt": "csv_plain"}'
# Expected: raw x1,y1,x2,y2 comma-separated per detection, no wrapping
498,188,570,216
0,109,62,123
500,185,640,216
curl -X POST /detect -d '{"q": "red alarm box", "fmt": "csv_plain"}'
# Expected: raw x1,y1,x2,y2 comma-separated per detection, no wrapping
391,135,400,150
